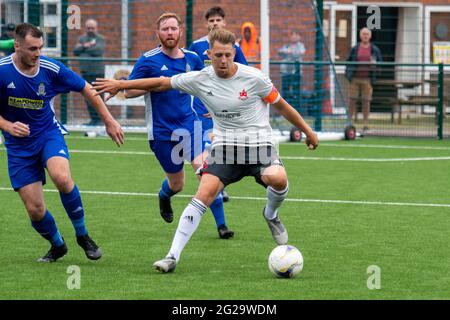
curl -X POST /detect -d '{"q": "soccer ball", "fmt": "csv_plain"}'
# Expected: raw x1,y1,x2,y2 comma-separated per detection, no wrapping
268,245,303,278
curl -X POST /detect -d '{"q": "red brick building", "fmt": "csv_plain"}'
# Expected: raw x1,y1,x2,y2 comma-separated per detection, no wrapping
1,0,448,123
2,0,448,64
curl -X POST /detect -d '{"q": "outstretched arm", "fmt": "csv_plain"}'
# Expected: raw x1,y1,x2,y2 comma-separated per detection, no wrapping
271,97,318,150
123,89,148,99
92,77,172,101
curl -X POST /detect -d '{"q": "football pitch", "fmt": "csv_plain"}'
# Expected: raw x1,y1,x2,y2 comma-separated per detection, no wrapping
1,133,450,300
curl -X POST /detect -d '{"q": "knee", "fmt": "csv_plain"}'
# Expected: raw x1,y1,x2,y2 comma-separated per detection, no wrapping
52,172,73,192
169,180,184,193
262,167,288,191
195,188,218,207
25,201,46,219
270,178,288,191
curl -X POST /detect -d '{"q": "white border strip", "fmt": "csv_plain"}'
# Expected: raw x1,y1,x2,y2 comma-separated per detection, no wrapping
0,187,449,208
1,147,449,161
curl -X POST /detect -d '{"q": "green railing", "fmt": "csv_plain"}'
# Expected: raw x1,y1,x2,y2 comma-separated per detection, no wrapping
56,57,449,139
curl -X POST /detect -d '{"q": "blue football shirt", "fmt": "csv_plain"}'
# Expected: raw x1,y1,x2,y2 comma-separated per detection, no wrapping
189,36,248,66
189,36,248,117
129,47,204,141
0,54,86,151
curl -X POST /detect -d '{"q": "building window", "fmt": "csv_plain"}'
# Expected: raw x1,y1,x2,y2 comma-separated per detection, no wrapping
40,0,61,55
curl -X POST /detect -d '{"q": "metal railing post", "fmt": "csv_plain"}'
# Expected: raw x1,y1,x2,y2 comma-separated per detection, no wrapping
60,0,68,125
437,63,444,140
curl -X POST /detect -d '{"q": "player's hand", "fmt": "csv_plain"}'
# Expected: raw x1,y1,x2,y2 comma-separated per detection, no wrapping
305,132,319,150
92,78,122,102
104,119,124,147
202,113,212,119
7,121,30,138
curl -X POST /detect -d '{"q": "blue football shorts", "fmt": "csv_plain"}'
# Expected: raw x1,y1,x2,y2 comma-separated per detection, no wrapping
7,133,70,191
198,114,214,152
149,134,206,174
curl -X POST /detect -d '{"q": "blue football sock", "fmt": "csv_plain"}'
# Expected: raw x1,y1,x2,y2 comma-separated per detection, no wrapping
31,210,65,247
210,192,226,228
159,179,177,200
60,185,88,237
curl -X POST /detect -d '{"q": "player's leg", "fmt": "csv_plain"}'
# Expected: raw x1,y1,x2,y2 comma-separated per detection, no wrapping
259,164,289,245
7,148,67,262
161,170,185,221
18,182,68,262
150,140,186,223
254,146,289,245
260,164,289,218
153,173,224,273
202,117,230,201
195,120,233,238
44,135,102,260
191,151,233,239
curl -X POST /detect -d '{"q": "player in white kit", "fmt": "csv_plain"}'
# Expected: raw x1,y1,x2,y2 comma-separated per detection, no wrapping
93,28,319,273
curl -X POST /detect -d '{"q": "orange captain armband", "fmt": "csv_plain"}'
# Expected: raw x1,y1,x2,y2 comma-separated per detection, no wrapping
263,86,281,104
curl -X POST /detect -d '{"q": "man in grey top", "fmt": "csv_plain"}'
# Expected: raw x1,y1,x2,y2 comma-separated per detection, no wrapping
278,30,306,106
74,19,105,125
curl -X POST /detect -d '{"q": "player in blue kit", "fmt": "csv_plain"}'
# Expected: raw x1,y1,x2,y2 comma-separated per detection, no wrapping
189,6,248,204
124,13,233,239
0,23,124,262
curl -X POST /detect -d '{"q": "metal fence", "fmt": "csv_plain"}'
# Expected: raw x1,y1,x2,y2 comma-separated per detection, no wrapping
1,0,449,139
55,57,448,139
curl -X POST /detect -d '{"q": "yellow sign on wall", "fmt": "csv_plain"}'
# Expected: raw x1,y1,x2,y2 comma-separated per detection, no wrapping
433,42,450,64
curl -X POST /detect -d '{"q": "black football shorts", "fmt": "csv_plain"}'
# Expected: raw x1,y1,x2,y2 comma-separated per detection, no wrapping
200,145,284,188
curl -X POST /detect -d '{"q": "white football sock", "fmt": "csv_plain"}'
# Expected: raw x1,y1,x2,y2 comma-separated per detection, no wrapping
264,185,289,220
167,198,207,262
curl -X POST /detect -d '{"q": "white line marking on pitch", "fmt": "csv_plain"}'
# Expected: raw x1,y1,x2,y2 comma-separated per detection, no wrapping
1,187,449,208
55,150,450,162
318,143,450,151
0,149,450,162
281,156,450,161
3,148,448,162
63,136,450,151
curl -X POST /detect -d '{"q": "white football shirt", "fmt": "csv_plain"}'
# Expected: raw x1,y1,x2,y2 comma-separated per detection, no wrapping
171,63,281,147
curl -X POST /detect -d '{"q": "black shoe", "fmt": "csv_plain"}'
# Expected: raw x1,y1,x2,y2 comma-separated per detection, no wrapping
77,235,102,260
37,242,68,263
222,190,230,203
159,196,174,223
218,225,234,239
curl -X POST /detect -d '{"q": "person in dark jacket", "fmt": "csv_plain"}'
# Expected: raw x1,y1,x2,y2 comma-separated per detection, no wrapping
345,28,382,131
73,19,105,125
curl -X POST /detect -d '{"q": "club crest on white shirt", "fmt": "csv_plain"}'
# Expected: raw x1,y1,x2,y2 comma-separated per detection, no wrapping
238,89,248,100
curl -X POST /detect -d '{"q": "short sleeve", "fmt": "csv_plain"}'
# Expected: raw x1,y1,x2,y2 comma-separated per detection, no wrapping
129,57,151,80
171,71,201,96
55,62,86,93
254,71,280,104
